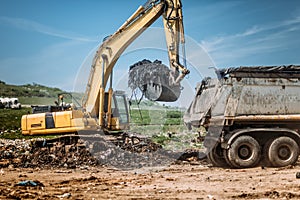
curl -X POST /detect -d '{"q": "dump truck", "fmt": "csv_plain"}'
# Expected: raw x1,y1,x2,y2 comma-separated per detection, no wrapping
184,65,300,168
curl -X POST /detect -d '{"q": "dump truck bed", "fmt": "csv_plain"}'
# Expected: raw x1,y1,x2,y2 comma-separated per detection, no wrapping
184,65,300,128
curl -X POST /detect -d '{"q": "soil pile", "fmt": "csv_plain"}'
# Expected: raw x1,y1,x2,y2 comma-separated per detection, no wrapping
0,134,204,169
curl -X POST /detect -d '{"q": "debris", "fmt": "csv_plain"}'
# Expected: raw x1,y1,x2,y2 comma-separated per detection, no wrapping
166,177,176,181
207,194,215,200
0,138,98,168
0,133,206,169
15,180,44,187
57,192,71,199
296,172,300,178
177,149,203,161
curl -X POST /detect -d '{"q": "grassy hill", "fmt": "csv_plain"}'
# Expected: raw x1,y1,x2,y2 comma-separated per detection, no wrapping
0,81,189,143
0,81,67,105
0,80,64,98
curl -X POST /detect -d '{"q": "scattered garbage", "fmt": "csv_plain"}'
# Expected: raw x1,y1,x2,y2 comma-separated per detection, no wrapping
0,138,98,168
0,133,206,169
15,180,44,187
57,192,72,199
296,172,300,179
207,194,216,200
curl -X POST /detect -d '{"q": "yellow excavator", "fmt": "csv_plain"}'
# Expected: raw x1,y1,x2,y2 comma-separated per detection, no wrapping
21,0,189,135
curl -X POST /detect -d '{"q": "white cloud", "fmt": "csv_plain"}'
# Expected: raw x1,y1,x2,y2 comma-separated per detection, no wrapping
200,15,300,66
0,16,101,90
0,16,97,42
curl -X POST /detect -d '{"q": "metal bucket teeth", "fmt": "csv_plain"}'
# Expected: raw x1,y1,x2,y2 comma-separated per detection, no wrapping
128,59,181,102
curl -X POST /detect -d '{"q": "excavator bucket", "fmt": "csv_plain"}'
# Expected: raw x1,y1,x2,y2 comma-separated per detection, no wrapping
128,60,181,102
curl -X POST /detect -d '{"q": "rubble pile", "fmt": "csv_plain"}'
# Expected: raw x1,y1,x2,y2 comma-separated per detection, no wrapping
82,134,175,169
128,59,181,102
111,133,162,153
0,138,98,168
0,133,205,169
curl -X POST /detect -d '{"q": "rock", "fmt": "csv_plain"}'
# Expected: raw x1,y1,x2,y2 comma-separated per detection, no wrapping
24,151,30,156
207,194,215,200
57,192,71,198
8,164,14,169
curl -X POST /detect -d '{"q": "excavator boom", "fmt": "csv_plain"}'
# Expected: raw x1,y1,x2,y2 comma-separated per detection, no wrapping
82,0,188,122
22,0,188,134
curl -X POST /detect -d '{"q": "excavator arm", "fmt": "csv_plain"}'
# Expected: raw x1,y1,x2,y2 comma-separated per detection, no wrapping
82,0,189,127
162,0,189,82
21,0,189,135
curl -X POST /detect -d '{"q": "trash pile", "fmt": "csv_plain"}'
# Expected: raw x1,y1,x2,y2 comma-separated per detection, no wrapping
128,59,181,102
0,138,98,169
0,134,205,169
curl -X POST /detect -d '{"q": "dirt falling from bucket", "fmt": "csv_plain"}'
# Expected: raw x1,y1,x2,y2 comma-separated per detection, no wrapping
128,59,181,102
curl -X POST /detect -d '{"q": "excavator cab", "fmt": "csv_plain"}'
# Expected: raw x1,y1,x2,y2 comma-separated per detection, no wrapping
104,91,130,131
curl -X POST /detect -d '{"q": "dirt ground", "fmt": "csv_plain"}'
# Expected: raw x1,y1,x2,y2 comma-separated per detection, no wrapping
1,161,300,200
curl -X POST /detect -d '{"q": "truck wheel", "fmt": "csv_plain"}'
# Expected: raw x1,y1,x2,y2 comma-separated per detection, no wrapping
267,136,299,167
227,135,261,168
261,138,274,167
223,149,235,168
207,143,229,167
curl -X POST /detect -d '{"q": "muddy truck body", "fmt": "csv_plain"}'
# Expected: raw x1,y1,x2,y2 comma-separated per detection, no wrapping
184,65,300,168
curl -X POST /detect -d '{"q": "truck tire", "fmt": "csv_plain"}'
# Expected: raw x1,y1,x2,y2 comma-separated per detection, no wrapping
227,135,261,168
223,149,235,168
207,143,229,167
267,136,299,167
261,138,274,167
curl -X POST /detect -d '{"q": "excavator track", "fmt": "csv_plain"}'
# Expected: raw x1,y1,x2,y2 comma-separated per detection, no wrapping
33,131,161,154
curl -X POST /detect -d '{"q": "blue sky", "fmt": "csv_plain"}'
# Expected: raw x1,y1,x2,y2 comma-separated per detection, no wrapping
0,0,300,94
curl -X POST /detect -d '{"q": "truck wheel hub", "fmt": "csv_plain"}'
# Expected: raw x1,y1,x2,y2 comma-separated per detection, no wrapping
278,146,291,160
238,145,251,159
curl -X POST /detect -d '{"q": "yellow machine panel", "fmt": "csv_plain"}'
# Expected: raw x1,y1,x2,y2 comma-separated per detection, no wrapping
22,113,46,133
53,111,72,128
22,111,81,135
110,117,120,130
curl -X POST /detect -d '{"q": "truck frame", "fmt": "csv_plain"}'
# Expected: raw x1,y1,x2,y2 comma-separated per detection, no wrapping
184,65,300,168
